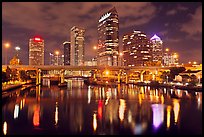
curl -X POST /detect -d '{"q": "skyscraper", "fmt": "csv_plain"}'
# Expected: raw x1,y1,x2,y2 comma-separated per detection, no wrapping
150,34,163,65
70,26,85,66
123,31,152,66
50,53,64,66
63,41,71,65
97,7,119,66
29,36,44,65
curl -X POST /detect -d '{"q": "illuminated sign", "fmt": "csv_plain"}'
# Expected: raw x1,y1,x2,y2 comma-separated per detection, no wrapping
99,12,111,22
150,34,161,41
33,36,43,42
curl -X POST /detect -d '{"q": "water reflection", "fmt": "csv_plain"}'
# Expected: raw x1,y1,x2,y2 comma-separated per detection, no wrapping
55,102,59,126
151,104,165,130
33,105,40,127
173,99,180,124
166,106,171,130
2,79,202,135
93,113,97,131
14,104,19,119
119,99,126,122
3,121,7,135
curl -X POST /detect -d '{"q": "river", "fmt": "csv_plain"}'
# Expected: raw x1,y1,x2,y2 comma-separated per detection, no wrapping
2,79,202,135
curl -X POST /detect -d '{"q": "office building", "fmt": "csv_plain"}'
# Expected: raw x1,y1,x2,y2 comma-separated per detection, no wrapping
163,52,179,66
70,26,85,66
50,53,64,66
97,7,119,66
150,34,163,65
29,36,44,65
63,41,71,65
123,31,152,66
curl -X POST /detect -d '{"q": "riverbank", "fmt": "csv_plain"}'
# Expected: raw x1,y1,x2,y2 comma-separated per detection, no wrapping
84,79,202,92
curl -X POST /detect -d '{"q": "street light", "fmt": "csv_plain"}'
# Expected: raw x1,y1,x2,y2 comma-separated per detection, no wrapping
15,46,20,57
4,43,10,65
93,46,97,50
165,48,169,52
105,70,110,76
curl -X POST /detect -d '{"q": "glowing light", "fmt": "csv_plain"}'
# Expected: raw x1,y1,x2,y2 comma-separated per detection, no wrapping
15,46,20,51
5,43,10,48
33,105,40,127
98,100,103,120
88,86,91,104
93,113,97,131
55,51,59,55
93,46,97,50
173,99,180,124
3,121,7,135
119,52,123,56
151,104,164,130
193,61,197,64
119,99,126,121
14,104,19,119
99,12,111,22
165,48,169,52
150,34,161,41
34,37,42,42
105,70,110,76
166,106,171,129
55,102,58,126
128,110,132,123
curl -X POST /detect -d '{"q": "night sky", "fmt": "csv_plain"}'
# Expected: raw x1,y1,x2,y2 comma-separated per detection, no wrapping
2,2,202,65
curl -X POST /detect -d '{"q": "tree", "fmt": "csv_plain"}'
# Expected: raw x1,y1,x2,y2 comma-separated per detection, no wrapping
169,67,186,81
2,71,8,83
19,70,31,81
6,66,12,81
11,69,18,81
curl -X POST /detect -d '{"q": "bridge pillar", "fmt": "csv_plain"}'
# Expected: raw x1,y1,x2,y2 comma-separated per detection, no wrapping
125,72,129,84
140,70,145,82
118,73,121,83
36,69,41,85
60,69,65,84
93,70,97,81
118,70,122,83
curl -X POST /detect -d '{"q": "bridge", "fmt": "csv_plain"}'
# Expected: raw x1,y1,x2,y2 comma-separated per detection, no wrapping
2,65,183,85
2,65,172,71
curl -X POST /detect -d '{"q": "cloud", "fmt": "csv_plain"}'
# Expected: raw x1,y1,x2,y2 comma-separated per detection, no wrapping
166,4,189,16
2,2,156,35
2,2,157,62
166,9,177,15
180,6,202,37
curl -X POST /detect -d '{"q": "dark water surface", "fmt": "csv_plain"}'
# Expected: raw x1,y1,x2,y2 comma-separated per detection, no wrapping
2,80,202,135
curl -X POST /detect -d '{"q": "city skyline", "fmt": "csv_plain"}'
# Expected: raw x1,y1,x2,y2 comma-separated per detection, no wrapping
2,2,202,65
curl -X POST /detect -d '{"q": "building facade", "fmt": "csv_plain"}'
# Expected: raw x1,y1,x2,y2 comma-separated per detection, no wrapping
97,7,119,66
63,41,71,65
163,52,179,66
50,53,64,66
150,34,163,65
123,31,152,66
70,26,85,66
29,36,44,65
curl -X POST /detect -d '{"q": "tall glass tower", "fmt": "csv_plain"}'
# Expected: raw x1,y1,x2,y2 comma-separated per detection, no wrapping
70,26,85,66
150,34,163,65
63,41,71,65
29,36,44,65
97,7,119,66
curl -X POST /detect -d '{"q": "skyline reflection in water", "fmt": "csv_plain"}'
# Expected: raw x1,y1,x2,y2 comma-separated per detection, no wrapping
2,80,202,135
